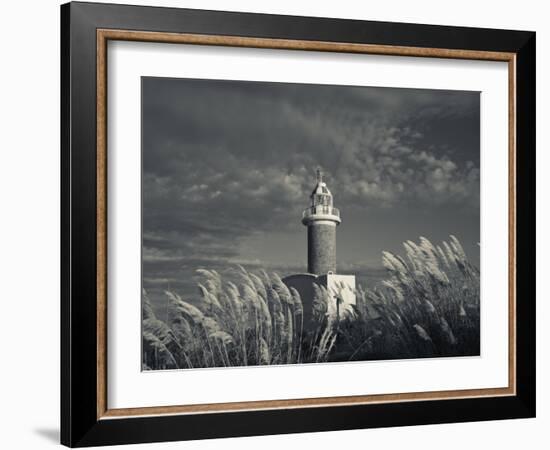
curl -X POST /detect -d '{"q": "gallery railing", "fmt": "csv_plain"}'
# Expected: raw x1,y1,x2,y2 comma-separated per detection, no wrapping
302,206,340,219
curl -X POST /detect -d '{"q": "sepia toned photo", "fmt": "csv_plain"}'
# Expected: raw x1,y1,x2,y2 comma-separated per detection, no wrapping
141,77,481,370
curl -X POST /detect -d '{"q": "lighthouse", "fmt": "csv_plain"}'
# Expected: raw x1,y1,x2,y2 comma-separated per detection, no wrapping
302,169,341,275
283,168,356,328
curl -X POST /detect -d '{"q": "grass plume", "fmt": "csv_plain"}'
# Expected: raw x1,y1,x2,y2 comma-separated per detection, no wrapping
143,235,480,369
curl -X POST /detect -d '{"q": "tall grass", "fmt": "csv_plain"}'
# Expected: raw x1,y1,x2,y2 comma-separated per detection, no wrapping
143,235,479,370
142,266,335,369
336,235,480,361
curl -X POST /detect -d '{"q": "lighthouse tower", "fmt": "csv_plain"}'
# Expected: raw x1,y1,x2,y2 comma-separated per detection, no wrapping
282,168,356,328
302,169,341,275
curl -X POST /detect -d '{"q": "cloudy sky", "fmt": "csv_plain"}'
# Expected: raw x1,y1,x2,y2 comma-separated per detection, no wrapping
142,77,480,310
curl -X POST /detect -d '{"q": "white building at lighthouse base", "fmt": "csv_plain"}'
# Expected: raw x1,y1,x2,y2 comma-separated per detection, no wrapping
283,272,356,329
319,273,356,321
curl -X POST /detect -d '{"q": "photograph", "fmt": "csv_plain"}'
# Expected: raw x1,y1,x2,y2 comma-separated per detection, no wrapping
141,77,481,370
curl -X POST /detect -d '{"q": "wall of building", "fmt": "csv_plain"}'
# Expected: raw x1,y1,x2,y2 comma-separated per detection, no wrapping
307,222,337,274
282,273,318,330
283,273,356,329
317,274,357,322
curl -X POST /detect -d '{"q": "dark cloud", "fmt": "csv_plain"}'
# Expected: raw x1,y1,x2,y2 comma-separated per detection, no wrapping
142,77,480,308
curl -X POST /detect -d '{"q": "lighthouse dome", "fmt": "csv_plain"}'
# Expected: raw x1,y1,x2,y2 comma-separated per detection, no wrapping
310,168,333,198
311,180,332,197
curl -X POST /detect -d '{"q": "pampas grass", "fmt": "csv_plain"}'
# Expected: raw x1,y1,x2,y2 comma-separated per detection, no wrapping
143,235,480,369
143,267,334,369
338,235,480,361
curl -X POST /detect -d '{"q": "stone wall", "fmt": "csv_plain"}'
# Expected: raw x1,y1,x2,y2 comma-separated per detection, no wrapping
307,222,336,275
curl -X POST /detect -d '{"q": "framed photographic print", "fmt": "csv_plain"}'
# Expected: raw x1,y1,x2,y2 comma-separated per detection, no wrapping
60,1,536,447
